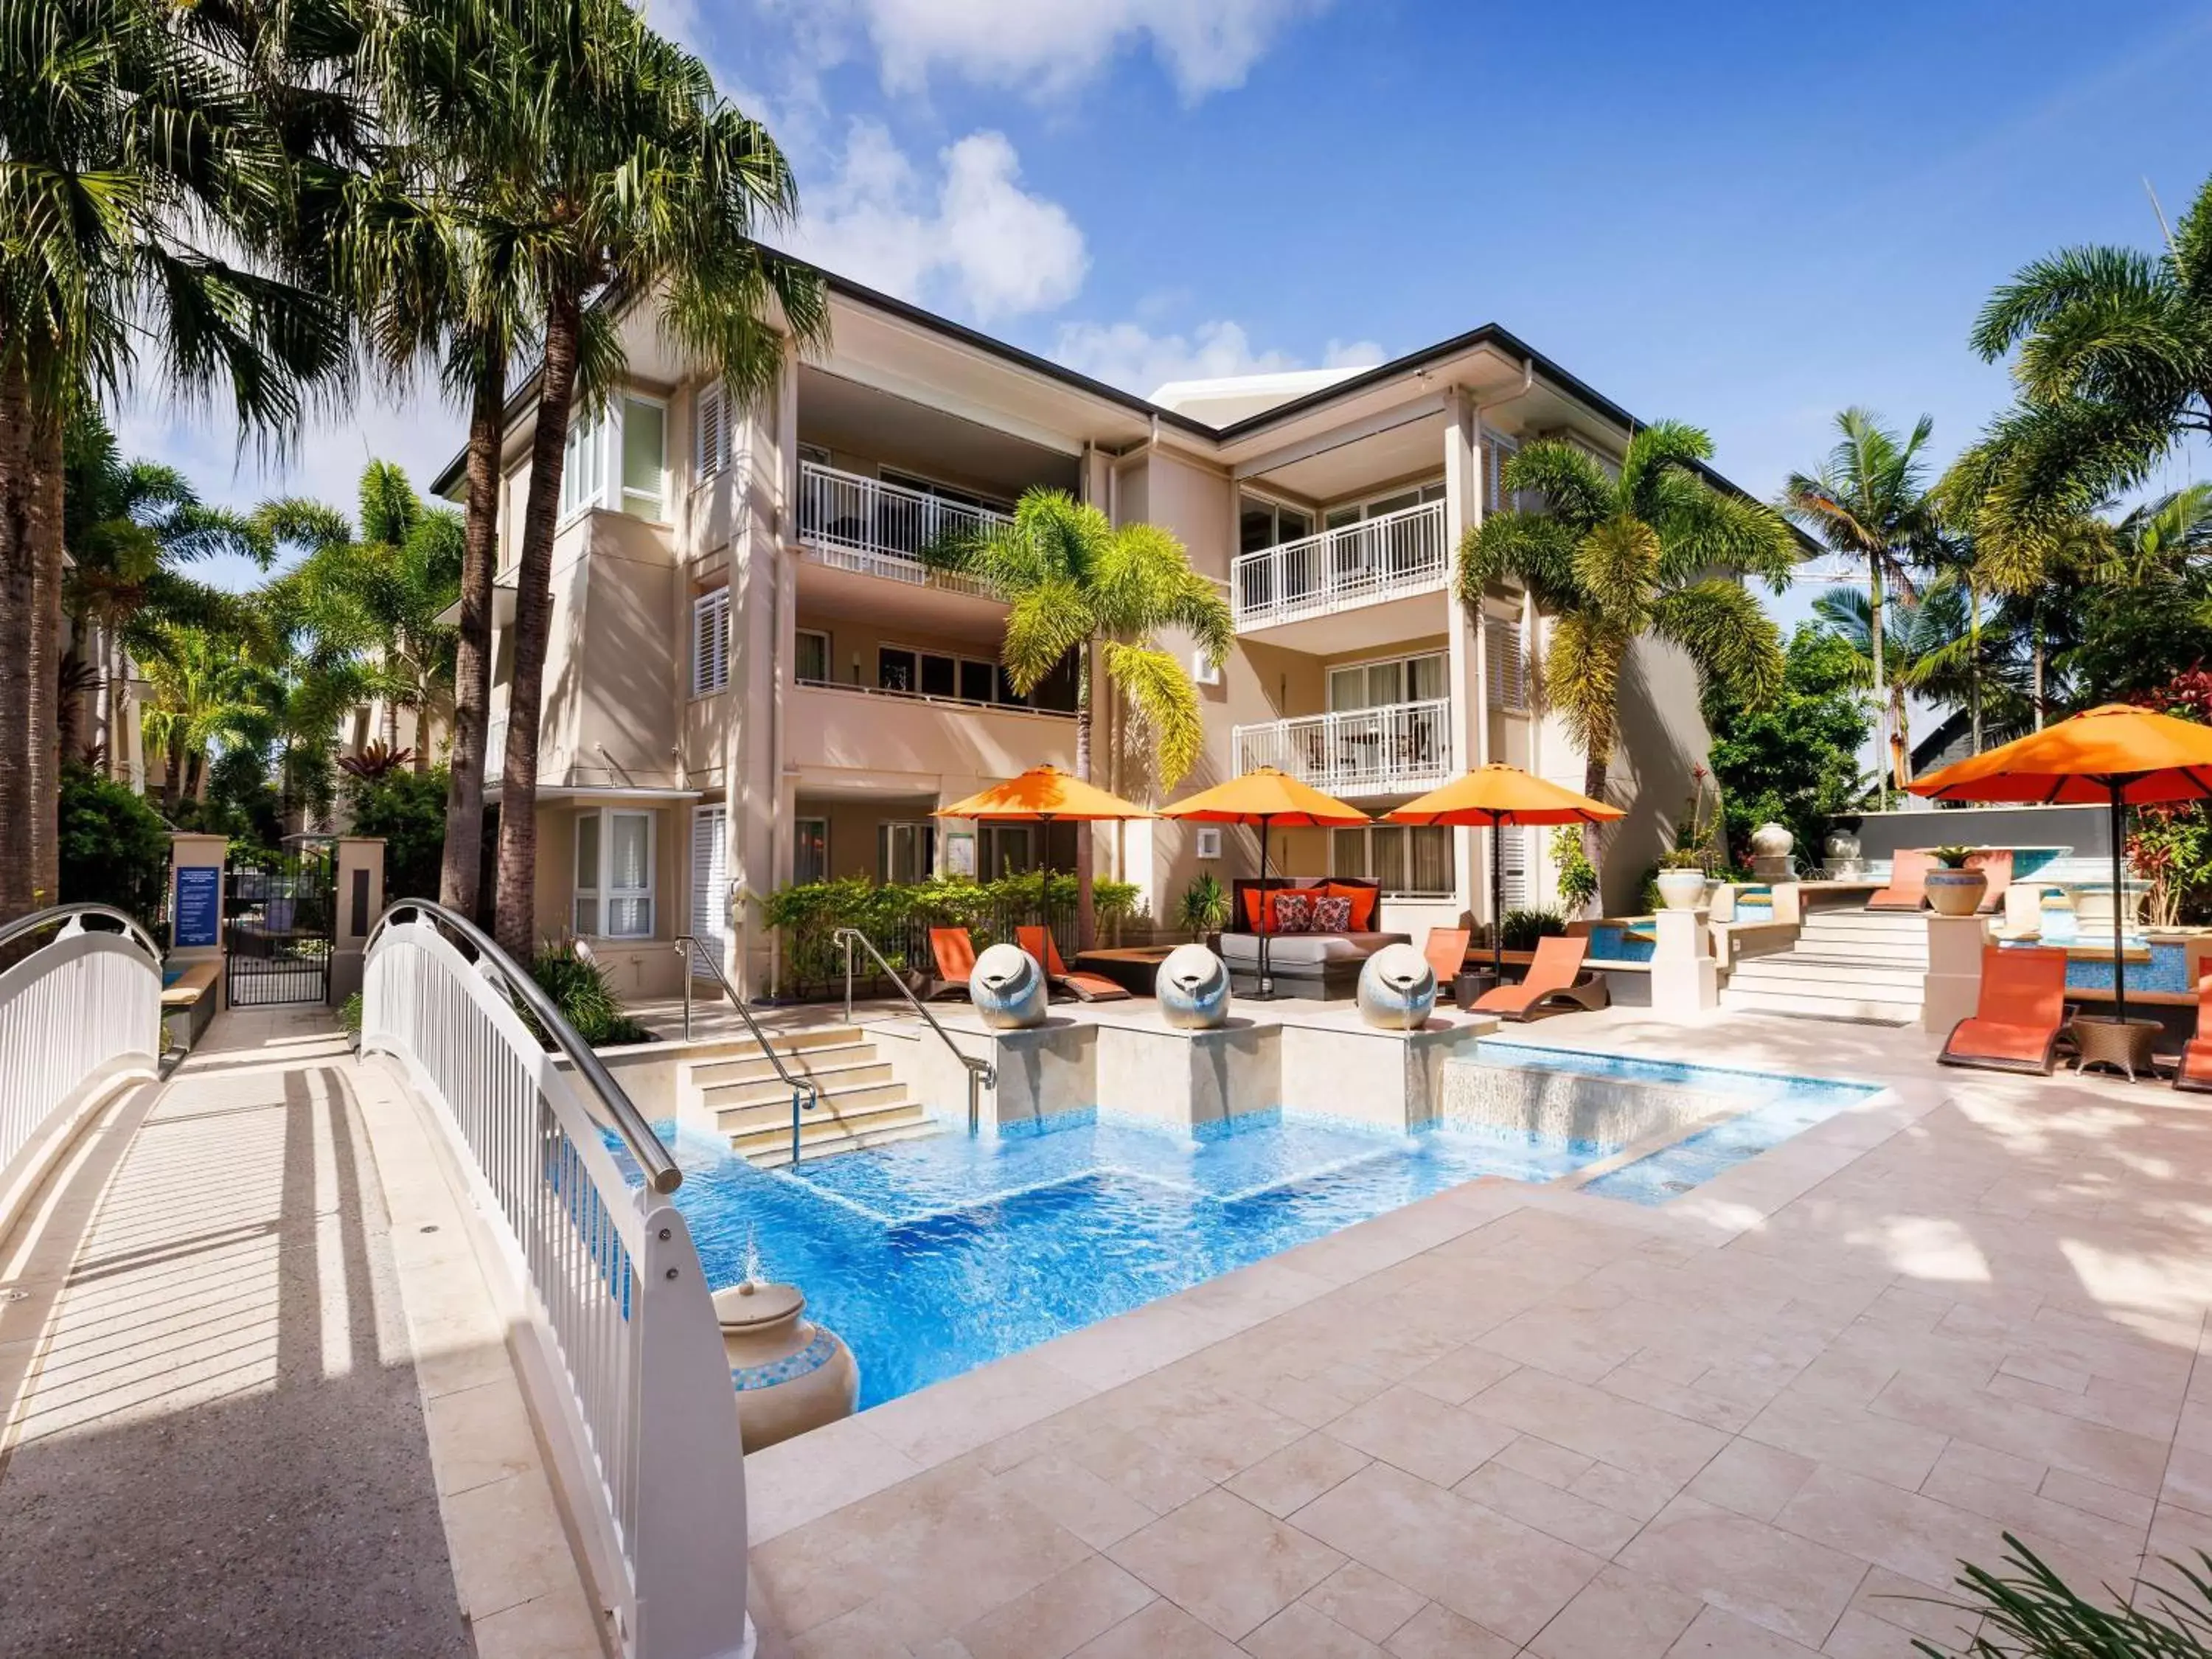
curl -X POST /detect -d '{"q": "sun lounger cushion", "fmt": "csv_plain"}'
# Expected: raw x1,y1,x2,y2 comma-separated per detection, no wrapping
1941,946,2068,1074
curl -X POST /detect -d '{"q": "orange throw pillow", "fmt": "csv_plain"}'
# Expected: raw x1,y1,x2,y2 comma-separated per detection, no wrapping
1242,886,1269,931
1328,883,1377,931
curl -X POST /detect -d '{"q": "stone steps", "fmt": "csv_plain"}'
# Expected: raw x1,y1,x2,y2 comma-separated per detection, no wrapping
1718,906,1927,1026
680,1024,939,1168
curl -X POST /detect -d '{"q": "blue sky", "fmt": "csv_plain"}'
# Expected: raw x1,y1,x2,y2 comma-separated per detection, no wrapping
146,0,2212,610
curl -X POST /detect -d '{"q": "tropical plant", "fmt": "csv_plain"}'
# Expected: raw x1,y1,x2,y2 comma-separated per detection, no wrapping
1499,908,1568,952
2065,487,2212,706
1950,170,2212,591
137,623,269,812
1781,411,1941,802
479,0,828,962
337,742,415,781
924,489,1234,947
1175,872,1231,939
1914,1532,2212,1656
1705,626,1873,864
344,766,449,900
56,762,170,932
1461,421,1794,890
0,0,357,921
1550,827,1598,914
526,937,654,1046
1929,844,1976,869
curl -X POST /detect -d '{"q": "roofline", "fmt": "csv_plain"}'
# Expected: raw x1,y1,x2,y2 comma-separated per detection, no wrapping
429,265,1791,536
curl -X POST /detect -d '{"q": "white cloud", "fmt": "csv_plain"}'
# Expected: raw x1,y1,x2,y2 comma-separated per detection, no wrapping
782,0,1329,101
1054,319,1383,397
787,122,1088,322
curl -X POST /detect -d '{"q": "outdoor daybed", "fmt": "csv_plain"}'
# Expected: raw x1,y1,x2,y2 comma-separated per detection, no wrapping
1219,877,1405,997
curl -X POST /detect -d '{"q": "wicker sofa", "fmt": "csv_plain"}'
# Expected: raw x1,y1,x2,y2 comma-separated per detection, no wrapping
1220,877,1409,997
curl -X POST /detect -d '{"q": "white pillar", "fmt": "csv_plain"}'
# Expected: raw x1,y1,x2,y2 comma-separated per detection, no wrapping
1649,908,1718,1021
1921,914,1989,1034
1443,389,1484,928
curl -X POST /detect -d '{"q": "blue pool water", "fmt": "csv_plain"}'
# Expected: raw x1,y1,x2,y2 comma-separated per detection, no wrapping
1586,923,1655,962
646,1045,1882,1408
161,967,183,989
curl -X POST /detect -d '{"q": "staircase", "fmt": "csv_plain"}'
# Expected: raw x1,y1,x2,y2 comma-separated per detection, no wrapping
684,1026,940,1168
1719,908,1930,1025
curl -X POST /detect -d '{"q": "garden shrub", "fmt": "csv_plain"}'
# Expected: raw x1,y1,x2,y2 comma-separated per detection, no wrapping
58,764,172,934
344,767,450,900
1500,907,1568,952
527,938,655,1046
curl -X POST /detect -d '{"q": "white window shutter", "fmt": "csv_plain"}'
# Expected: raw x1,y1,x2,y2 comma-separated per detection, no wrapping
1485,615,1526,712
695,383,727,479
1500,825,1531,908
691,807,729,950
692,588,729,695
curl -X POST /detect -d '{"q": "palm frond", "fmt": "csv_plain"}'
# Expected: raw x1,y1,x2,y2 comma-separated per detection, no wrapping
1103,641,1203,791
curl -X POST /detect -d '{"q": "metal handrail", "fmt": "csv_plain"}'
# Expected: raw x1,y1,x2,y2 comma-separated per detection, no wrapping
833,926,995,1134
674,935,820,1168
365,900,682,1194
0,902,164,964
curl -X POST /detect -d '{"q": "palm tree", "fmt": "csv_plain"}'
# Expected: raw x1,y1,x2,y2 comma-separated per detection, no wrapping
1779,411,1939,807
1459,421,1795,876
138,624,268,813
473,0,828,960
924,490,1232,948
0,0,356,919
1957,172,2212,584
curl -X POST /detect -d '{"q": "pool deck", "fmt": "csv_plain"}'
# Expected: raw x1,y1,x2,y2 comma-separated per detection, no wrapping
740,1004,2212,1658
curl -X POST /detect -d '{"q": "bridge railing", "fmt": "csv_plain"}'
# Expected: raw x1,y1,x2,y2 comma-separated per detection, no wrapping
0,904,164,1200
361,901,749,1659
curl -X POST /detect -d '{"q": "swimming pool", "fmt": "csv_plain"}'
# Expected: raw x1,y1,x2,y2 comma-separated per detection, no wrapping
651,1044,1882,1408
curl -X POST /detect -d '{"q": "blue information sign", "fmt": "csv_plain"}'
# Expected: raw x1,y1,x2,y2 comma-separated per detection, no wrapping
174,866,220,948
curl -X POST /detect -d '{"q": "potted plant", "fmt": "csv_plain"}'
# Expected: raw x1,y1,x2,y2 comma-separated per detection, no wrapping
1924,845,1988,917
1175,872,1231,947
1655,849,1711,911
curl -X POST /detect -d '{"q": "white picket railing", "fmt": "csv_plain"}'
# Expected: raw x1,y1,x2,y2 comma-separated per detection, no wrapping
1231,498,1449,630
1233,699,1455,798
796,461,1004,596
0,905,164,1195
361,902,750,1659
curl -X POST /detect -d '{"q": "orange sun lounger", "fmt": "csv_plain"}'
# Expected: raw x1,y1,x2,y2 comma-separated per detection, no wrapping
1018,926,1132,1002
1939,945,2073,1075
1868,847,1936,911
1425,928,1471,1001
1471,935,1607,1022
2176,976,2212,1093
927,928,977,1001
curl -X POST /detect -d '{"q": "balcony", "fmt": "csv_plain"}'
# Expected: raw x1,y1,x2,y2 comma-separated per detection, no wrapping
790,678,1076,783
797,462,1006,597
1231,499,1449,636
1231,699,1454,799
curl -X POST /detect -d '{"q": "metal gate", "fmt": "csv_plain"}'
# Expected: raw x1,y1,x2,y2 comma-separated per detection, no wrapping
225,846,336,1006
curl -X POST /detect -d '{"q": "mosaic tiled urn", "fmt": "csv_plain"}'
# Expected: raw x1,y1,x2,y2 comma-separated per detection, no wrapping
971,942,1048,1029
714,1280,858,1453
1357,943,1436,1030
1157,944,1231,1029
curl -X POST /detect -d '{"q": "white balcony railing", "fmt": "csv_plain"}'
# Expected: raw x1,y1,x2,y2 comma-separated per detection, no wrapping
1232,699,1454,798
1231,499,1449,631
797,462,1005,597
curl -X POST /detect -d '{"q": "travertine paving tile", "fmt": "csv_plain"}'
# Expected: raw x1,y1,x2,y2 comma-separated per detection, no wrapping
1618,1495,1865,1647
1239,1601,1384,1659
1686,1437,1818,1522
1224,1431,1372,1518
1298,1562,1426,1644
1107,1487,1343,1641
1321,1384,1516,1486
1380,1601,1515,1659
1069,1596,1245,1658
956,1556,1155,1659
1528,1563,1703,1659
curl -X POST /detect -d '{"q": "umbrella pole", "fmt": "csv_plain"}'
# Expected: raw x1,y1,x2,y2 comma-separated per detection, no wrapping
1256,813,1274,1000
2110,782,2129,1026
1491,816,1505,981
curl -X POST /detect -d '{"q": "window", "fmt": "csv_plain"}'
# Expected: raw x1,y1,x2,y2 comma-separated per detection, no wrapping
1328,651,1447,712
1332,824,1453,897
691,806,728,951
692,588,730,695
796,628,830,686
622,397,666,520
959,658,995,703
794,817,828,886
694,383,727,480
978,824,1035,877
1323,481,1444,532
1486,614,1528,712
919,653,956,700
559,409,607,521
1239,496,1314,554
574,808,656,937
880,644,1012,706
878,646,917,694
1498,824,1531,908
880,821,935,884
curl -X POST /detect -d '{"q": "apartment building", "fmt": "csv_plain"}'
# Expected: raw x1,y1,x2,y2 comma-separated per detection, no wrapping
434,276,1719,998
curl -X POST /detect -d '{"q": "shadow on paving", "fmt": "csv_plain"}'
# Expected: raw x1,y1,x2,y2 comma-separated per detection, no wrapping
0,1053,473,1658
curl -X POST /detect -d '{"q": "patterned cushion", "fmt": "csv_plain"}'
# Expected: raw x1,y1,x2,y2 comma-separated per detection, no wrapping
1309,895,1354,933
1269,891,1314,934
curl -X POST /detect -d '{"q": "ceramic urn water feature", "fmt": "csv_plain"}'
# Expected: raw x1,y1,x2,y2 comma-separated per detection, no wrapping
714,1280,858,1453
1749,821,1795,881
971,942,1048,1029
1824,827,1864,878
1357,943,1437,1030
1157,943,1231,1029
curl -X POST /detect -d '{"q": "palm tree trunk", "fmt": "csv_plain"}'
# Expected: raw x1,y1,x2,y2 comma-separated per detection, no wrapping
442,343,504,919
1072,640,1096,952
495,285,583,962
2031,605,2046,729
27,409,60,907
161,728,184,815
0,356,36,923
1868,558,1888,810
1968,577,1983,753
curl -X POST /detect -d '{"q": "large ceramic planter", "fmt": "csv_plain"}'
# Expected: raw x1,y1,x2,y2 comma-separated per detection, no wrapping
1924,869,1987,917
716,1281,858,1453
1655,869,1708,911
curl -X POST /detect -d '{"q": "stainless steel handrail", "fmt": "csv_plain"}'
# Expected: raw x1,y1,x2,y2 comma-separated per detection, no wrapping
832,926,995,1135
365,900,684,1194
0,902,164,964
673,935,821,1167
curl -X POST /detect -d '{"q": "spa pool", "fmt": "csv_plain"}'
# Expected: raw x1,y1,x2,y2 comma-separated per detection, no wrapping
647,1045,1882,1408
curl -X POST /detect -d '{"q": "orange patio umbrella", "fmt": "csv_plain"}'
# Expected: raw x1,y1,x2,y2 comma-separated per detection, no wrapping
936,765,1152,944
1159,765,1369,999
1909,703,2212,1024
1388,765,1624,982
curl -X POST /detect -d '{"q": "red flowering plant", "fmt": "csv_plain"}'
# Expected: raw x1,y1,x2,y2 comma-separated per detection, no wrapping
2125,669,2212,927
